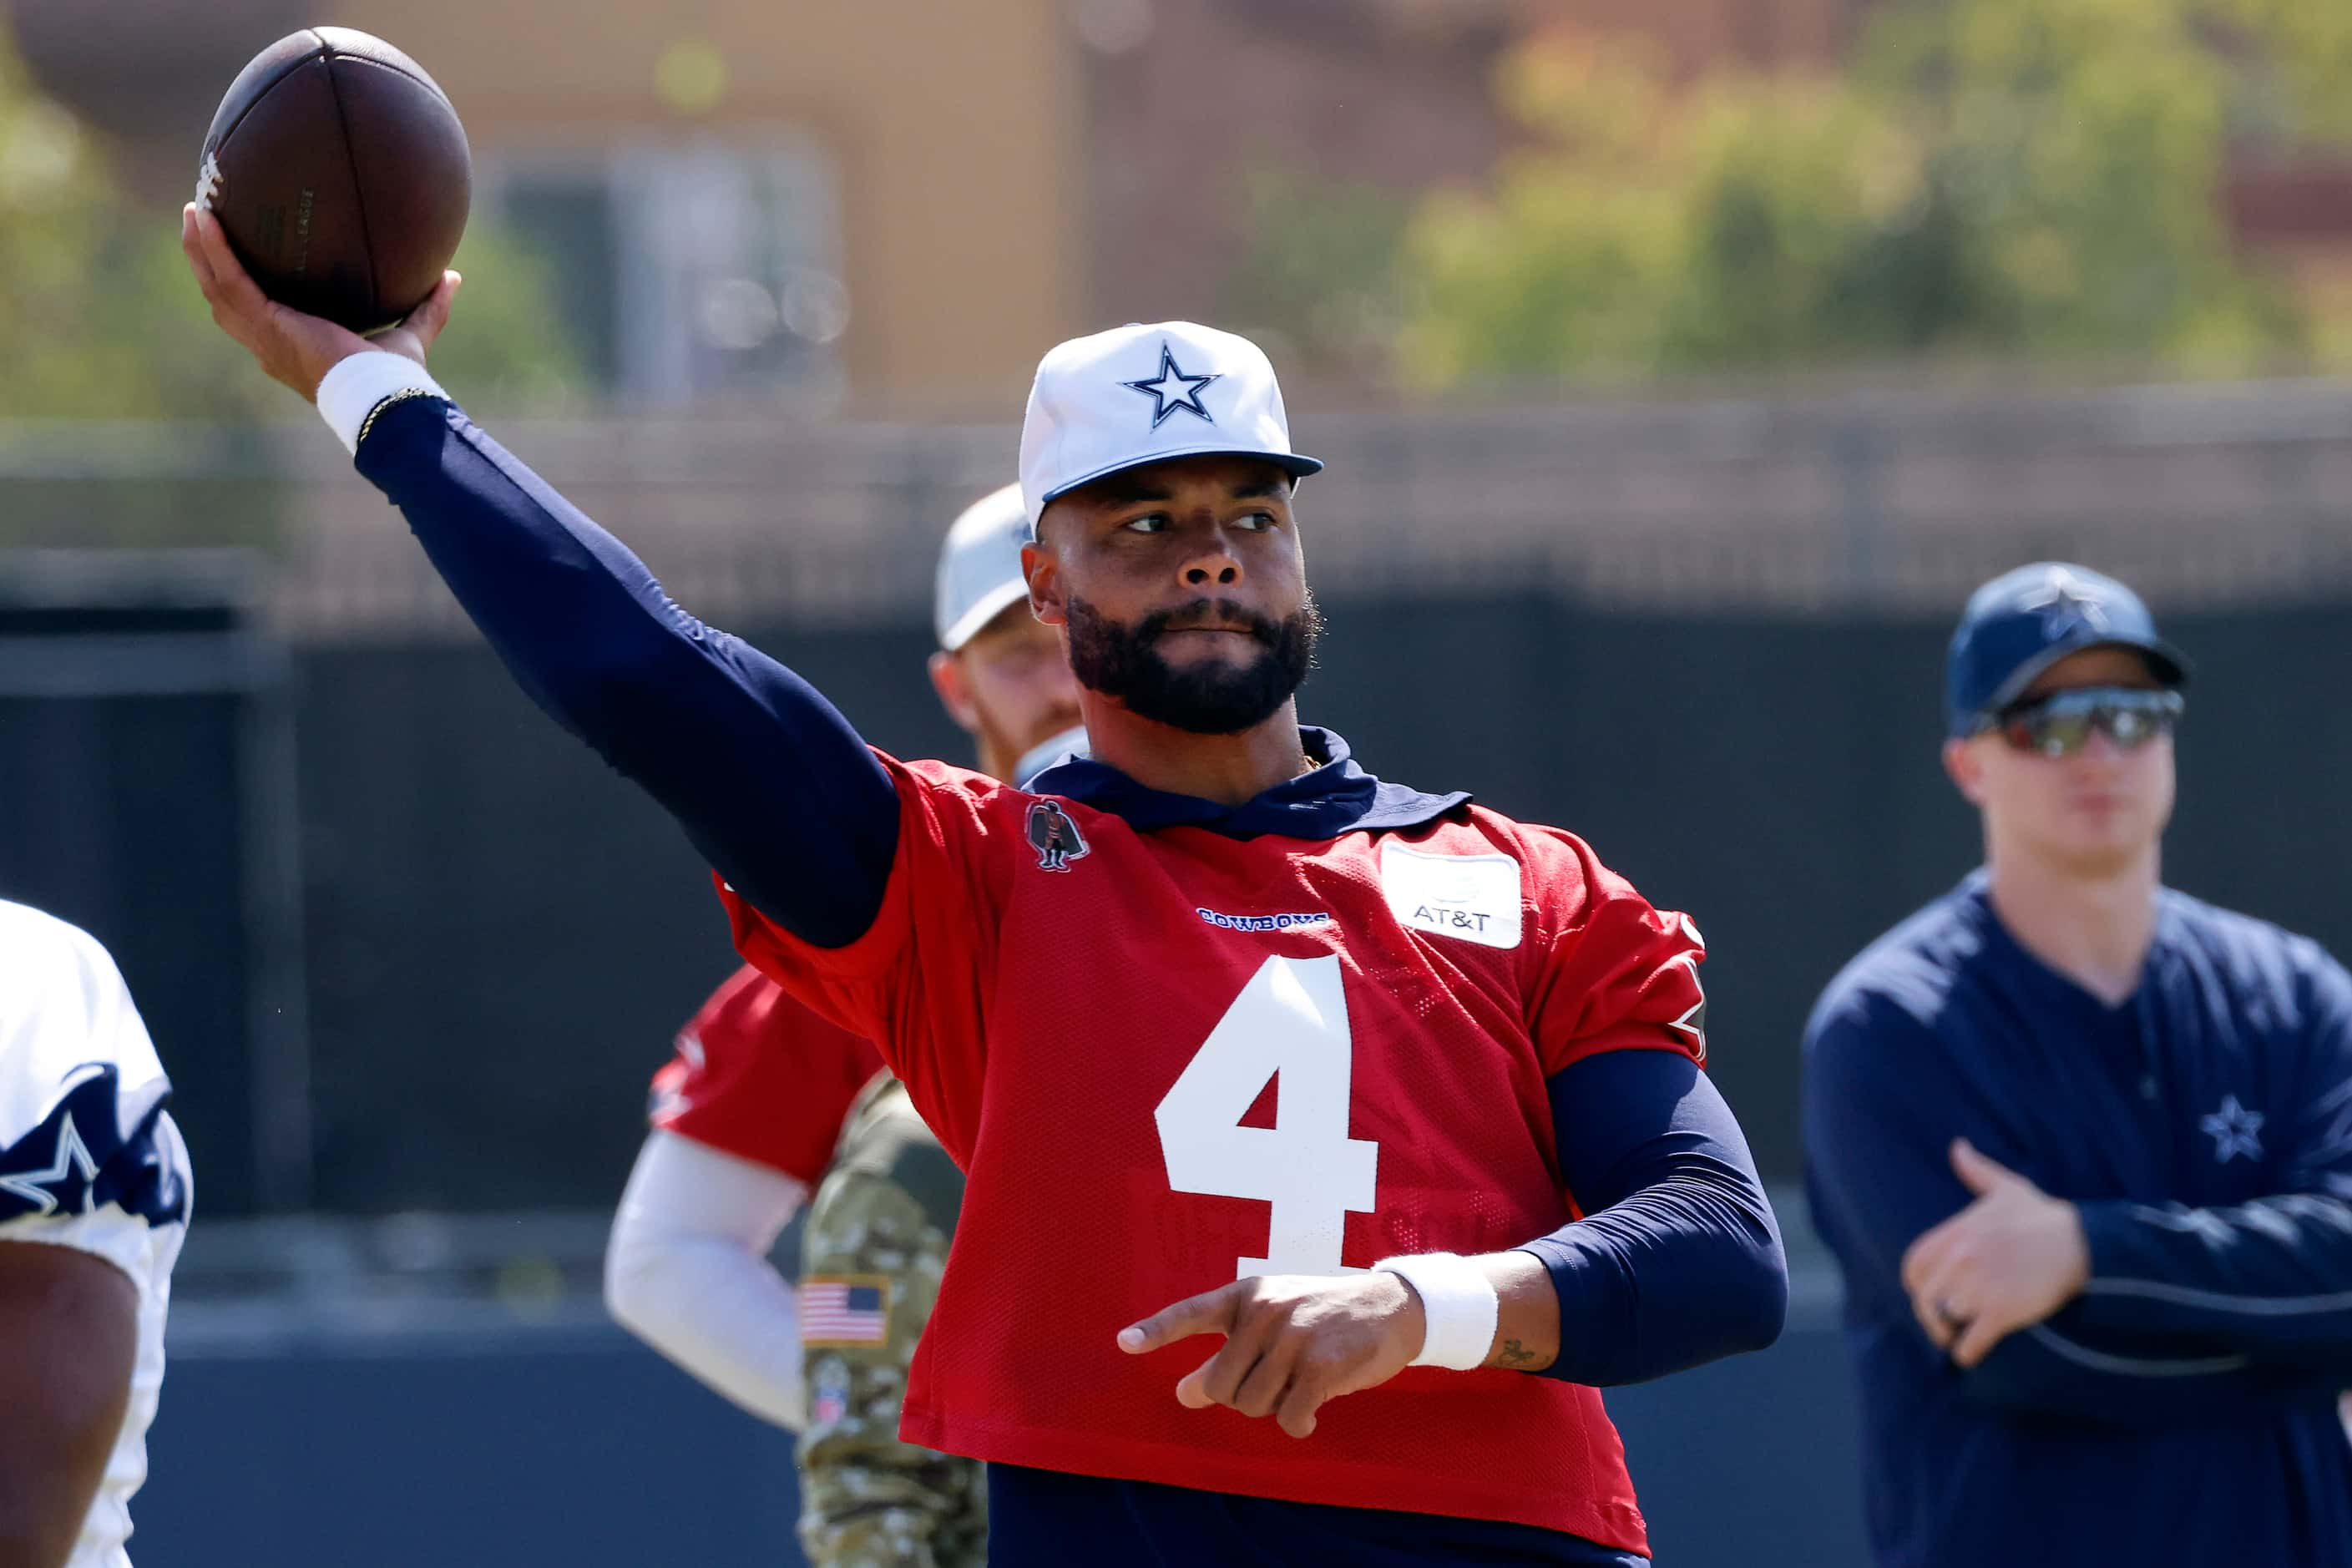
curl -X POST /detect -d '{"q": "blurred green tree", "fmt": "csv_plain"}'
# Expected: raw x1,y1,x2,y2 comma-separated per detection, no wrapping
0,26,575,422
1401,0,2352,386
1216,159,1417,384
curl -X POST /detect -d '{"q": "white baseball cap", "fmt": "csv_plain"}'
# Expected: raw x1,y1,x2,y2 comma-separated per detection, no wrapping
933,483,1033,651
1018,321,1324,527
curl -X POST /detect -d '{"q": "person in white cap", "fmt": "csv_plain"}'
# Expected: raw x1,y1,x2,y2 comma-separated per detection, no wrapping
603,483,1080,1567
185,205,1788,1567
928,484,1089,788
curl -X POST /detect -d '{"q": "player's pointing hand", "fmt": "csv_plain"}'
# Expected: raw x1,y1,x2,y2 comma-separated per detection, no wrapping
1119,1272,1427,1439
180,204,459,399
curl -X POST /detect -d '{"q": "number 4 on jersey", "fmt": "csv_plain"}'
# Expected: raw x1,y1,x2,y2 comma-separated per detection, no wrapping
1155,955,1380,1278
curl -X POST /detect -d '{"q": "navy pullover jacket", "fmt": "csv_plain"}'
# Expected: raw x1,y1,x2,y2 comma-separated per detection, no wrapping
350,392,1787,1565
1805,873,2352,1568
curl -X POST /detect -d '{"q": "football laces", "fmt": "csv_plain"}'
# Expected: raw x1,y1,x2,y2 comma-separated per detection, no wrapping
195,152,223,213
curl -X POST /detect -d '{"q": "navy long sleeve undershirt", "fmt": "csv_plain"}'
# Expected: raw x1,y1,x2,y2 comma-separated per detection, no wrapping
354,392,1783,1399
358,397,898,947
1529,1050,1787,1386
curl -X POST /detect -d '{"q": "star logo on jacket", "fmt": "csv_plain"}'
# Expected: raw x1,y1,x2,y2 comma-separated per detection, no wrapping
1025,798,1090,873
1121,344,1219,428
2021,566,2111,638
0,1109,101,1218
2198,1095,2263,1164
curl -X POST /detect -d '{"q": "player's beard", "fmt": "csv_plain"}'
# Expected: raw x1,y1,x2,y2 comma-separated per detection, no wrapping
1063,593,1320,736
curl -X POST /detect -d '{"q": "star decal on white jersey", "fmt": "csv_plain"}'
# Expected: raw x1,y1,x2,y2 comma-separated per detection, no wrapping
0,1109,101,1217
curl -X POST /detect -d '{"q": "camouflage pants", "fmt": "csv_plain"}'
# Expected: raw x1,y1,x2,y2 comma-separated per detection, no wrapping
798,1075,985,1568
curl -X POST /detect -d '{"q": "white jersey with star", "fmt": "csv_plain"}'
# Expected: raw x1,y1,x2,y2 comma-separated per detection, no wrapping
0,900,190,1568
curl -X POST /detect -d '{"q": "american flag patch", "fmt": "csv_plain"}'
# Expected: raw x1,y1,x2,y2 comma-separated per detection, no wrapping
802,1276,890,1346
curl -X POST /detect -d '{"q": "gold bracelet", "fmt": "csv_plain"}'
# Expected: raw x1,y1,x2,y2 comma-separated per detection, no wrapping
356,387,439,448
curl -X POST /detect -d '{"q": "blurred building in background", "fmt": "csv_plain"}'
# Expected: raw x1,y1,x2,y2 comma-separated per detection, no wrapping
8,0,1082,409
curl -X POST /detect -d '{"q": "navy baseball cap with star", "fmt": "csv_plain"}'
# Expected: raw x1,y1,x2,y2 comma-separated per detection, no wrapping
1944,562,2192,738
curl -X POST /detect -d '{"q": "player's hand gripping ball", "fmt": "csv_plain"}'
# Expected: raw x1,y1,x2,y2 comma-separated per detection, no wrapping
1119,1271,1429,1439
182,202,458,402
195,28,470,333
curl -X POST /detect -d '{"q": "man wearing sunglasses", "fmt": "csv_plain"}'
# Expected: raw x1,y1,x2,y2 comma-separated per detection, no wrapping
1803,562,2352,1568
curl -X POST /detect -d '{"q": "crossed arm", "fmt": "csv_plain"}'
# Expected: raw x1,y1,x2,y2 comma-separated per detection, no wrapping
1806,989,2352,1424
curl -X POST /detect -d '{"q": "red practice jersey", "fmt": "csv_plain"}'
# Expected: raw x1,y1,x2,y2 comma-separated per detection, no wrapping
648,964,884,1190
721,758,1707,1552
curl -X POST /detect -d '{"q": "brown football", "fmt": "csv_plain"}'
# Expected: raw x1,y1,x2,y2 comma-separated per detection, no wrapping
197,28,471,333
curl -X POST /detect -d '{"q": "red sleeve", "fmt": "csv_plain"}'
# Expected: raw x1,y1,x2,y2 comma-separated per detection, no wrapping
648,964,884,1186
1521,828,1710,1076
716,753,1011,1168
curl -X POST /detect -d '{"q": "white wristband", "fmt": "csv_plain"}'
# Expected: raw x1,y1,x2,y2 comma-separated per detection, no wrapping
315,349,449,456
1373,1252,1500,1371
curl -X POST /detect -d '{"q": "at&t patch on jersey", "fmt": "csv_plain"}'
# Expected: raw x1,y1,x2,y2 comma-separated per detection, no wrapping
1378,840,1523,949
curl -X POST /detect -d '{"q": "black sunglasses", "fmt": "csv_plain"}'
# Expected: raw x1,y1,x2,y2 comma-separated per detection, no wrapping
1975,686,2184,758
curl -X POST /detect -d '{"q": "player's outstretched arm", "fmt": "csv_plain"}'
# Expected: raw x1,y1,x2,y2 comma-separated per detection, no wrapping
182,207,898,945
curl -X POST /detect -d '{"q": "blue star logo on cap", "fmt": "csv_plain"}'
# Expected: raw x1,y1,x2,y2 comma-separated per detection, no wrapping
2020,566,2112,638
1121,345,1219,429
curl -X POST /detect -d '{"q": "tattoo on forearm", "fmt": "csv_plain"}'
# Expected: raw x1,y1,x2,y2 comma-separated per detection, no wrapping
1495,1338,1540,1368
